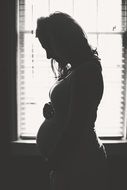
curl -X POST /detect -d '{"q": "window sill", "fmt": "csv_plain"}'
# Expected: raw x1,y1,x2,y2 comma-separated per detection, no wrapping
11,139,127,157
11,139,41,156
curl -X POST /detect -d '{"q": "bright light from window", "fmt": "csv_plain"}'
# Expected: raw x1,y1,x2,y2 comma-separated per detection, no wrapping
17,0,127,139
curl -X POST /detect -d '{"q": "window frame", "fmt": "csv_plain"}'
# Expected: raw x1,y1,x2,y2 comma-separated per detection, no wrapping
9,0,127,156
18,0,127,138
9,0,18,142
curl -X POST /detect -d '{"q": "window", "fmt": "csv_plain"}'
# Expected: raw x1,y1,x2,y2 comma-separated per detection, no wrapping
17,0,127,139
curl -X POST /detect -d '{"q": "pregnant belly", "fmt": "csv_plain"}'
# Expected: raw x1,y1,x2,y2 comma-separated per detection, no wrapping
36,117,65,159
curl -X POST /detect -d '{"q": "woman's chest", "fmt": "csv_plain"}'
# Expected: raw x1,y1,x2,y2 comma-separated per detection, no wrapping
49,75,72,114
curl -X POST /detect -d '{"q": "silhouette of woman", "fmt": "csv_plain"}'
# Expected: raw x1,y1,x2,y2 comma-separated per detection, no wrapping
36,12,109,190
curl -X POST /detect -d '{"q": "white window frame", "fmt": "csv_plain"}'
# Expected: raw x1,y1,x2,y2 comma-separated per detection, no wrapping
10,0,127,148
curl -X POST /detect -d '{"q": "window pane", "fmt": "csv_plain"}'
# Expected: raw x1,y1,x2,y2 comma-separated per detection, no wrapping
19,33,55,136
95,34,125,136
17,0,126,138
98,0,122,32
50,0,73,16
74,0,97,32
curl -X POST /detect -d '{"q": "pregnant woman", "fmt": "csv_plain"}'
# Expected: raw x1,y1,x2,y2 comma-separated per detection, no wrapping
36,12,109,190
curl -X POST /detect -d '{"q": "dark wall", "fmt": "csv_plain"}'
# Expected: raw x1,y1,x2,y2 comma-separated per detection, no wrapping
108,155,127,190
8,156,50,190
6,154,127,190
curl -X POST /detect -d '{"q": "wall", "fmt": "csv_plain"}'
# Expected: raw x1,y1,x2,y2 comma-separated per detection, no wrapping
4,153,126,190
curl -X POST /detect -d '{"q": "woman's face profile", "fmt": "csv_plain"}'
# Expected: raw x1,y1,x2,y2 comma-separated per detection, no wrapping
38,35,69,66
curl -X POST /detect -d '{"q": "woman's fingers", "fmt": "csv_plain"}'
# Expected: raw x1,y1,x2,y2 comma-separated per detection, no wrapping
43,103,55,119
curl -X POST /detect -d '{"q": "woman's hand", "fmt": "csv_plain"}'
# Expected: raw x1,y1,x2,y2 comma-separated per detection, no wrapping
43,102,55,119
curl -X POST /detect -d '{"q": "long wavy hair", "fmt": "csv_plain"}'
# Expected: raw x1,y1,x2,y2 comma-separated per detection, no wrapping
36,12,101,80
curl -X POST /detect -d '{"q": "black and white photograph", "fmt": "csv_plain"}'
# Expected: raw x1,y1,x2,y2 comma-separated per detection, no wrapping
5,0,127,190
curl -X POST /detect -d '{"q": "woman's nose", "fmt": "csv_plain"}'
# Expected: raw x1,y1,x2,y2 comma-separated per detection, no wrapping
46,50,52,59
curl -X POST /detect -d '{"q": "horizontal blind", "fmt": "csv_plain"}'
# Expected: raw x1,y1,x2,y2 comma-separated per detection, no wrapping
17,0,127,138
73,0,127,137
95,0,127,137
